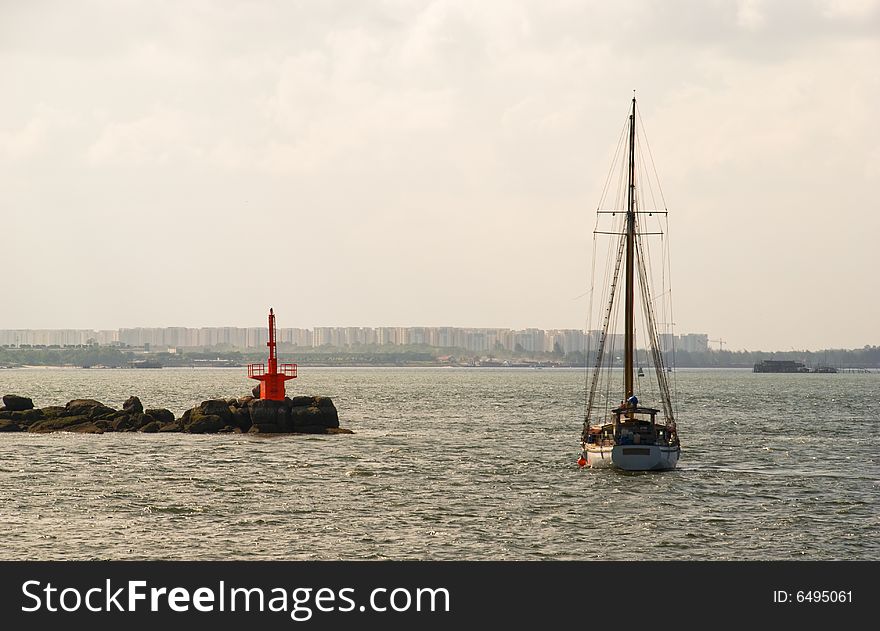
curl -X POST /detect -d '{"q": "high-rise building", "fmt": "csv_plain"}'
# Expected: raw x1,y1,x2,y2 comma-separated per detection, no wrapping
0,326,715,354
679,333,709,353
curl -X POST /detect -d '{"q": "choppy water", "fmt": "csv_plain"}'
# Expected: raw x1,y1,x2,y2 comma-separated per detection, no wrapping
0,367,877,560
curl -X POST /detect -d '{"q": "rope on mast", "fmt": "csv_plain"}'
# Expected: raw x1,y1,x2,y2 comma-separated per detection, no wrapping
635,228,675,425
583,230,626,439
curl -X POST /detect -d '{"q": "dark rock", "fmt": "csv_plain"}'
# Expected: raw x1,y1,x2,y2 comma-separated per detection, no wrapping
314,396,335,409
110,413,132,431
252,385,261,398
0,420,22,432
66,398,104,408
113,413,151,432
289,403,339,430
40,406,67,418
17,409,46,423
140,421,161,433
89,405,118,420
144,408,175,424
187,414,225,434
326,427,355,435
65,399,107,416
247,399,290,430
176,399,234,433
229,406,252,431
0,409,44,424
286,396,339,428
197,400,233,423
317,405,339,428
178,399,234,434
29,415,93,433
289,405,311,426
3,394,34,411
158,421,182,433
304,405,324,421
122,396,144,414
237,396,254,407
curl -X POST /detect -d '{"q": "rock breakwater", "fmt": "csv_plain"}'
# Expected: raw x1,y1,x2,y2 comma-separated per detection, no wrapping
0,393,351,435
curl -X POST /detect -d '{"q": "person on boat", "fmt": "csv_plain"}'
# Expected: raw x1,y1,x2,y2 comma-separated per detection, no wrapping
627,394,638,408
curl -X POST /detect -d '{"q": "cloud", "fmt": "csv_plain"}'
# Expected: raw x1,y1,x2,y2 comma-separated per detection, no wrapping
2,0,878,346
232,23,459,175
87,107,200,166
0,104,75,161
819,0,880,19
736,0,767,31
0,117,49,160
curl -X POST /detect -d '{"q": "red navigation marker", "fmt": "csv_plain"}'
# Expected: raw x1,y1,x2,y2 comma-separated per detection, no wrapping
247,308,297,400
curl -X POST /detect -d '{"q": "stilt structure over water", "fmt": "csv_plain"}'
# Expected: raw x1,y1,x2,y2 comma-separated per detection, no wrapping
248,308,297,400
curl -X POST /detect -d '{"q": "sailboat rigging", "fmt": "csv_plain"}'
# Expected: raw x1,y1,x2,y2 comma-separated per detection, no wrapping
580,95,681,471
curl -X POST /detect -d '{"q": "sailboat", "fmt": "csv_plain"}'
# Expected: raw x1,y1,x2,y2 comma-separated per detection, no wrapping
579,95,681,471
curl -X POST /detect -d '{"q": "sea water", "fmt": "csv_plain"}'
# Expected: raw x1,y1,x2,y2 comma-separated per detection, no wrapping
0,367,876,560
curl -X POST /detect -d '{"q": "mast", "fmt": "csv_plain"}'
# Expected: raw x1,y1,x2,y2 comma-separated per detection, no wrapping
624,95,636,402
267,307,277,374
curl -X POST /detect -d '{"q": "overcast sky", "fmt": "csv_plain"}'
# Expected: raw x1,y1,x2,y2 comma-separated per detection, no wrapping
2,0,878,350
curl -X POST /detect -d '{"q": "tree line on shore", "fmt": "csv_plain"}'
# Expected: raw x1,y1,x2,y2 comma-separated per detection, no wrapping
1,344,878,369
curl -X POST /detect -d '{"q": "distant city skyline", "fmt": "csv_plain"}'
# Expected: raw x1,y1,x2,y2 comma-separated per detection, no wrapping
0,326,712,354
1,325,860,353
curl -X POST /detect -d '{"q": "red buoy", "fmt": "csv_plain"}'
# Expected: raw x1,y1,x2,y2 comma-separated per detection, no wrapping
577,455,587,468
247,308,297,401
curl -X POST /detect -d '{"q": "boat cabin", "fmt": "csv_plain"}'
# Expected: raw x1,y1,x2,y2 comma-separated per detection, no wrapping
586,405,668,446
614,406,657,445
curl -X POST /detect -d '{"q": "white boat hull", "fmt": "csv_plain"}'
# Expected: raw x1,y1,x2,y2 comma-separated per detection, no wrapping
585,444,679,471
585,445,615,468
